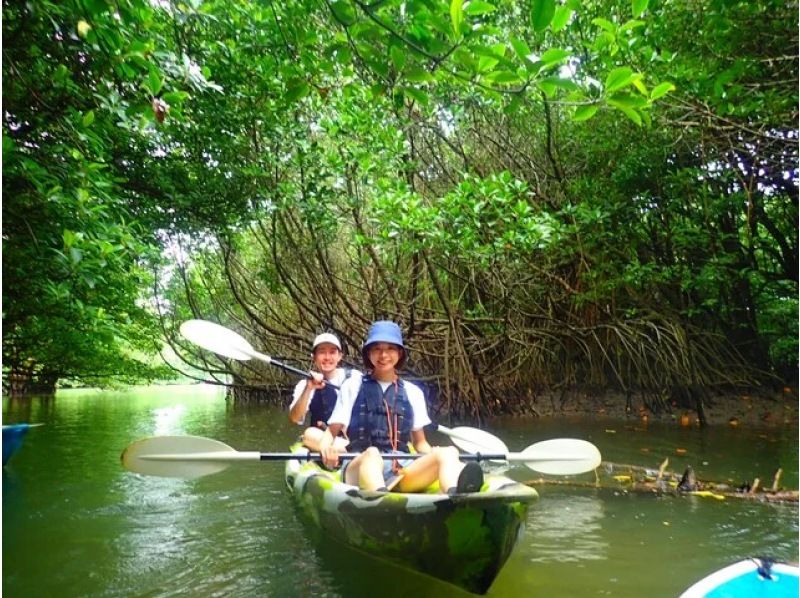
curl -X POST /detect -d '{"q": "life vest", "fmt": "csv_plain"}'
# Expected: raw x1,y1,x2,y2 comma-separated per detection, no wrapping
348,375,413,453
308,369,352,429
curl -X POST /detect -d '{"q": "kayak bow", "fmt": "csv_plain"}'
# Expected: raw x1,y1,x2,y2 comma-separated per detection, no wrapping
284,447,538,594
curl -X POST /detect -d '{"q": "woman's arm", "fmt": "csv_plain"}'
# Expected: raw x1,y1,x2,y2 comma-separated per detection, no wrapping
288,373,324,424
411,429,432,454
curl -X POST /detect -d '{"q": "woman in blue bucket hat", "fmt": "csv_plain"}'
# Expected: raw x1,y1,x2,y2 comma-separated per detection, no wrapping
319,321,483,494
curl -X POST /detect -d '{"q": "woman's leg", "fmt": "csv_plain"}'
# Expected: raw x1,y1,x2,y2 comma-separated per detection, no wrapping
343,447,385,491
397,446,464,493
301,427,348,451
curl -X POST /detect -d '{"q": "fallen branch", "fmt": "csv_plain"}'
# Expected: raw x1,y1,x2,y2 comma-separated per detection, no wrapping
523,460,798,504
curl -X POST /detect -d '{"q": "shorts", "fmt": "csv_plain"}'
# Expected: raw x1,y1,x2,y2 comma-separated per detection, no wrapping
340,454,414,484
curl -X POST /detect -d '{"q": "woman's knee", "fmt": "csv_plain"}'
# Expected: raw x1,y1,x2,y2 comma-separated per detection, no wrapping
432,445,460,463
363,446,382,463
301,427,323,449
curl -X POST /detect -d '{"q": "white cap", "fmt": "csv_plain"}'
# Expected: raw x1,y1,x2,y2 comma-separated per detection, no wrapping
312,333,341,351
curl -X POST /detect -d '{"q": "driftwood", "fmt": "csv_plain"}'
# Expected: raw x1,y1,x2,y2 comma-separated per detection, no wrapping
524,459,798,504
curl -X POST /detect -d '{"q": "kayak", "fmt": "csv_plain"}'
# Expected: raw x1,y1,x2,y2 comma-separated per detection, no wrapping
680,558,800,597
3,423,34,466
284,449,538,594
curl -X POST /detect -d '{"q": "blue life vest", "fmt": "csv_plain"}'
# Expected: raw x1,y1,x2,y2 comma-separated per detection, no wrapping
348,376,413,453
308,369,352,429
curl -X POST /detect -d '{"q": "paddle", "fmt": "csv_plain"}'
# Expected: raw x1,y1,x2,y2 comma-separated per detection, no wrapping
180,319,339,389
122,435,602,479
435,424,509,453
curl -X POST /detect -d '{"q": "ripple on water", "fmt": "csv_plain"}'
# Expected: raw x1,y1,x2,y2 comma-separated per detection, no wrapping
526,493,610,563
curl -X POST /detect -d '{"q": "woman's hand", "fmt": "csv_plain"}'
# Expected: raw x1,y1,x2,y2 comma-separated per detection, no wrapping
319,424,344,468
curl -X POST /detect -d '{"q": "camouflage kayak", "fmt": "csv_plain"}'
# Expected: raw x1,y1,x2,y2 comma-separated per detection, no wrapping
284,450,538,594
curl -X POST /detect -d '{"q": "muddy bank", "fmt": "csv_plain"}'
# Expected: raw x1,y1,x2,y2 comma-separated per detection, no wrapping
518,387,798,428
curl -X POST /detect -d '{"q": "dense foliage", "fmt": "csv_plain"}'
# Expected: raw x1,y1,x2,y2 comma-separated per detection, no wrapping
4,0,797,420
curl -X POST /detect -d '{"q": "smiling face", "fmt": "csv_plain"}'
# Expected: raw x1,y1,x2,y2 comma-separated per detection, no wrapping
367,342,402,379
313,343,342,375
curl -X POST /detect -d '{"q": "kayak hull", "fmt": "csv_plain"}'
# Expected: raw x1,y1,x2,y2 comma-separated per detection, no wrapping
285,454,537,594
680,559,800,597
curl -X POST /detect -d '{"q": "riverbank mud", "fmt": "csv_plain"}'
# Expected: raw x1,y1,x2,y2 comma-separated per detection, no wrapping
519,387,798,428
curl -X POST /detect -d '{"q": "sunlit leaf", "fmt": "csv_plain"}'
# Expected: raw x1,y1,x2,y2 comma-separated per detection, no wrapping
574,104,599,121
632,0,649,18
605,66,635,92
531,0,556,32
465,1,497,16
650,81,676,100
552,6,572,32
450,0,464,38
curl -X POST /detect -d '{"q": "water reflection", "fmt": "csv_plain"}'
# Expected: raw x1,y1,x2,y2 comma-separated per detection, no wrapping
527,493,609,563
3,388,797,598
152,404,187,436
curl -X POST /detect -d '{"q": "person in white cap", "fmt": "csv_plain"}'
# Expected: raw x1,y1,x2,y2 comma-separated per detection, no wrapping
288,332,354,451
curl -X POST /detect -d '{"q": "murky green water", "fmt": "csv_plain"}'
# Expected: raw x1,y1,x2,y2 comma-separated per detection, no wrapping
3,385,798,596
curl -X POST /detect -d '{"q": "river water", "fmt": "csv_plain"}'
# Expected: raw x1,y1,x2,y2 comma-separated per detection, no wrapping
3,385,798,597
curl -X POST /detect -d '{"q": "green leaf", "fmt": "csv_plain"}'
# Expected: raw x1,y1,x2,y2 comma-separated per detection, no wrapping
537,76,579,97
285,79,310,102
162,91,190,105
592,17,616,33
650,81,676,100
552,6,572,32
540,48,570,66
404,67,435,83
330,0,357,25
631,0,649,18
605,66,635,92
531,0,556,32
81,110,95,128
82,0,108,17
465,1,497,16
483,70,523,85
450,0,464,38
403,87,430,106
3,134,15,162
390,46,407,72
148,67,163,97
611,103,642,125
504,94,524,114
608,92,648,108
619,19,646,34
509,37,532,62
574,104,598,121
477,55,500,72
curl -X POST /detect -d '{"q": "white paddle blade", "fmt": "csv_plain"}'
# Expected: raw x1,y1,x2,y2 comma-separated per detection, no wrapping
438,425,510,454
517,439,602,475
121,435,237,479
180,320,254,361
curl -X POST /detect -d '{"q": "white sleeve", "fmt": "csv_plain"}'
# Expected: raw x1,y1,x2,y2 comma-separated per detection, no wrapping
328,375,361,428
289,379,308,412
404,382,432,430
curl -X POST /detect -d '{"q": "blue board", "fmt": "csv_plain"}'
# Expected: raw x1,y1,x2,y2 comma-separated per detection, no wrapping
3,423,33,466
680,559,800,598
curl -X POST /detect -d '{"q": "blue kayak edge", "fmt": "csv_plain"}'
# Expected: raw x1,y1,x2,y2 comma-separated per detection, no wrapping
680,559,800,597
3,423,33,466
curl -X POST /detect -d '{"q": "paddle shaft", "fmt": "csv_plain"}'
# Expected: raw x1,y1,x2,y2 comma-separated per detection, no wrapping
138,450,589,464
239,347,340,390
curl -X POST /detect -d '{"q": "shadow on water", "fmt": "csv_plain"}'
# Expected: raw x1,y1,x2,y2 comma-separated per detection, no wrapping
306,529,476,598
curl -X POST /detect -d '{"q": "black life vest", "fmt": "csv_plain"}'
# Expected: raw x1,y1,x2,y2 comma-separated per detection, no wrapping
348,376,413,453
308,369,352,429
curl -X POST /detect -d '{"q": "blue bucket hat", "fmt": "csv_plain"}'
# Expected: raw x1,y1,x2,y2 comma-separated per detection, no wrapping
362,321,406,369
